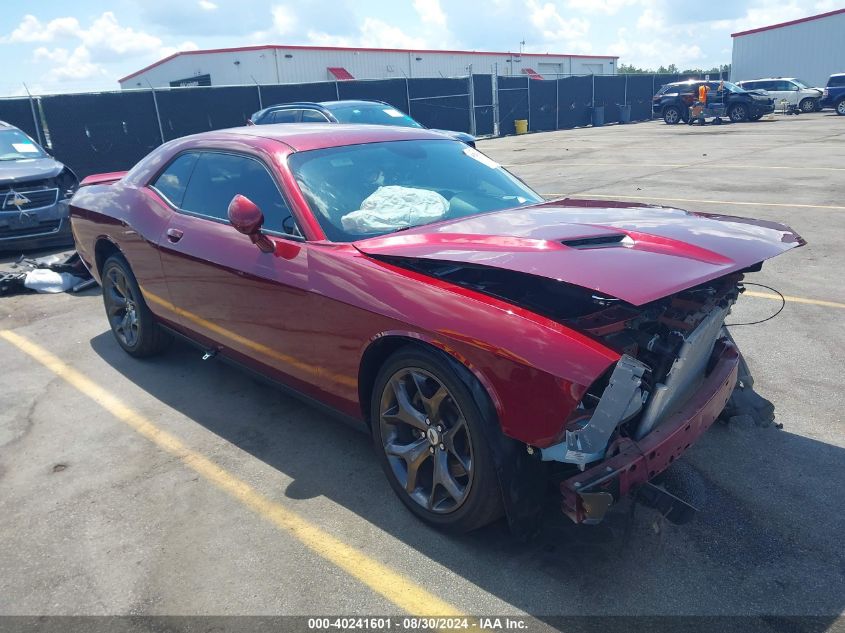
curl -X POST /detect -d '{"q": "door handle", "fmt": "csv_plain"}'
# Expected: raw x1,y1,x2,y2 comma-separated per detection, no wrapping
166,228,184,243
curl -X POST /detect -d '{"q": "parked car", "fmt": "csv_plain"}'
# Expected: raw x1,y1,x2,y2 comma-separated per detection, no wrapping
653,80,774,124
70,124,803,532
735,78,823,112
248,100,476,147
0,121,78,252
820,73,845,115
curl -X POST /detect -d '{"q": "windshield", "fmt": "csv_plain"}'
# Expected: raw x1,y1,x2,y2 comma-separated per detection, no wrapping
792,79,812,89
0,129,46,161
328,103,424,128
721,81,745,93
289,139,543,242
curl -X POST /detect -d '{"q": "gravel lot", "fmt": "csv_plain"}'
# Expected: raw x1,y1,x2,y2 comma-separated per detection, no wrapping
1,112,843,630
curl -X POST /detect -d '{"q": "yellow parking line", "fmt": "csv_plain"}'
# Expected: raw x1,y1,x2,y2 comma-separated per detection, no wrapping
744,290,845,309
0,330,464,617
544,193,845,211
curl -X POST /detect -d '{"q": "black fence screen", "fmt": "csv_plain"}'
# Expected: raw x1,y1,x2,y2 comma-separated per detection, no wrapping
0,98,41,141
407,78,471,133
155,86,260,141
337,79,409,112
4,73,704,178
39,92,162,179
258,81,339,108
471,75,494,137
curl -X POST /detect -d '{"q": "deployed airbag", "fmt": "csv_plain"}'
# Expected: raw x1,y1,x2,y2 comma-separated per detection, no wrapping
341,186,448,234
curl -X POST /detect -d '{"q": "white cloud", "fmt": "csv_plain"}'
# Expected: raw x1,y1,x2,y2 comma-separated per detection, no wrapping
307,18,428,49
198,0,218,9
527,1,591,42
414,0,448,26
33,45,105,81
3,15,81,43
565,0,640,15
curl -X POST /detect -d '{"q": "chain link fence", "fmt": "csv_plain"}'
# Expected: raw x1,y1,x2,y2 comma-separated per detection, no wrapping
0,73,700,179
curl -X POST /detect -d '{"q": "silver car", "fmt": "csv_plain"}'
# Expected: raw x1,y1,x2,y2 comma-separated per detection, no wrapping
0,120,78,252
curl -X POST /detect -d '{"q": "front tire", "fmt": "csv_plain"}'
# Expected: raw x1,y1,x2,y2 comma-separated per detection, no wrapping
799,98,816,113
729,103,748,122
101,255,171,358
371,347,503,532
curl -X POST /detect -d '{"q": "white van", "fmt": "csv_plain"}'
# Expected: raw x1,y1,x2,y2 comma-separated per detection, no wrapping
735,78,823,112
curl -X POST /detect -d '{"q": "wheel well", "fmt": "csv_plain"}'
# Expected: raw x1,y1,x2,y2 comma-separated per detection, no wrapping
94,239,121,275
357,336,496,429
358,336,420,425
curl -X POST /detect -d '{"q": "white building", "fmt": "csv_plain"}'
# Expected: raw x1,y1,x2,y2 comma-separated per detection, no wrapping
119,44,618,89
731,8,845,87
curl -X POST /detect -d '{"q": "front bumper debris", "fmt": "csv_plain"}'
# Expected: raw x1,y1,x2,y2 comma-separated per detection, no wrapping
560,341,739,524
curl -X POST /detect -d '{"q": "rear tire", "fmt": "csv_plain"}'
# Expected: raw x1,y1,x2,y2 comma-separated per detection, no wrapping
101,255,171,358
836,98,845,116
663,106,682,125
370,346,503,532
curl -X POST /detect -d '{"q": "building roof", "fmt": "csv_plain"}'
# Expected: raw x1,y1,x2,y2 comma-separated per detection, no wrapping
119,44,618,83
731,7,845,37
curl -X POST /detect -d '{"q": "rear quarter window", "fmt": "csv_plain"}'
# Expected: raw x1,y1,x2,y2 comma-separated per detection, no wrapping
151,153,199,207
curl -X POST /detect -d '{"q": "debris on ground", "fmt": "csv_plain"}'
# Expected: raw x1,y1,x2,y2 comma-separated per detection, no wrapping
0,251,94,297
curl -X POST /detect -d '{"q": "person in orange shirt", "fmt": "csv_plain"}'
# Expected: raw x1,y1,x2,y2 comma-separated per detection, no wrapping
689,83,710,124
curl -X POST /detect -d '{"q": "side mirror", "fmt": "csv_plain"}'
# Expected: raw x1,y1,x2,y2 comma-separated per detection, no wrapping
228,194,274,253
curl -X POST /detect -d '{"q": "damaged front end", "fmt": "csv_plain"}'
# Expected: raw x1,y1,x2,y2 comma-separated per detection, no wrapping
542,275,770,524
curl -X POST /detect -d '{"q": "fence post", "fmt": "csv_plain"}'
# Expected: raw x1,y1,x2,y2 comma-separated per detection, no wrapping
651,74,655,119
22,83,43,147
492,63,500,137
526,74,531,131
624,73,628,106
555,74,559,130
335,81,340,100
467,67,477,137
146,80,165,144
405,77,412,117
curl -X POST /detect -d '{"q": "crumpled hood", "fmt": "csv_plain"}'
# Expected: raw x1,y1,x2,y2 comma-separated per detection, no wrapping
0,157,65,184
354,199,804,306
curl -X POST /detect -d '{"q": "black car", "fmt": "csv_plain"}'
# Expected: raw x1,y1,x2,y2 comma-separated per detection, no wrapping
0,121,78,252
652,80,774,124
248,100,476,147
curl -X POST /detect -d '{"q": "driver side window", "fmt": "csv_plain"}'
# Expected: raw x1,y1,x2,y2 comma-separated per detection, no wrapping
179,152,300,237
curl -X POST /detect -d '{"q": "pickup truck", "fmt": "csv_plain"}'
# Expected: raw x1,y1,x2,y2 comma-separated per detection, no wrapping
820,73,845,115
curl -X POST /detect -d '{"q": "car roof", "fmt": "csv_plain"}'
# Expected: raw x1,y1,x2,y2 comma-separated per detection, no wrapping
0,120,17,129
739,77,797,81
196,123,450,152
260,100,390,112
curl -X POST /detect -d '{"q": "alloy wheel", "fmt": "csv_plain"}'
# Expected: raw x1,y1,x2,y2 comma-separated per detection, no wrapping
837,100,845,116
378,368,474,513
104,266,140,348
664,108,680,124
730,105,747,122
800,98,816,113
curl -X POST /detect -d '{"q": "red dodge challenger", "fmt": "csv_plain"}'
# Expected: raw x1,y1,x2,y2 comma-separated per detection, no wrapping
70,124,803,533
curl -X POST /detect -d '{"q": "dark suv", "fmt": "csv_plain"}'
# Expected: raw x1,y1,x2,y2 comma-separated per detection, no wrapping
248,100,476,147
653,80,774,124
0,121,78,252
820,73,845,115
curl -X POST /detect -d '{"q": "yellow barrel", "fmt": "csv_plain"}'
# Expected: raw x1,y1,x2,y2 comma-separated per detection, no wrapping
514,119,528,134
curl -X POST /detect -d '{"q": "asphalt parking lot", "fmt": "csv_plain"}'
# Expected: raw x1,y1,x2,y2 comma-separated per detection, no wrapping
1,112,844,629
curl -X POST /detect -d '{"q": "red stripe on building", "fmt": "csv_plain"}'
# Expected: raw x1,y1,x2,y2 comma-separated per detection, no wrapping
731,7,845,37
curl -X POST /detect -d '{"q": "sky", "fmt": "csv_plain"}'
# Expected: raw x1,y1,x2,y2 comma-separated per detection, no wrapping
0,0,839,96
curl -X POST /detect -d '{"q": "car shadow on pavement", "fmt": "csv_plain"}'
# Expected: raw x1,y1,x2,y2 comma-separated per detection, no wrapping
91,333,845,629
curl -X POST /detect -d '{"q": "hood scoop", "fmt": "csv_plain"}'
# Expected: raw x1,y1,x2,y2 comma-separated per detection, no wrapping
560,234,627,249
